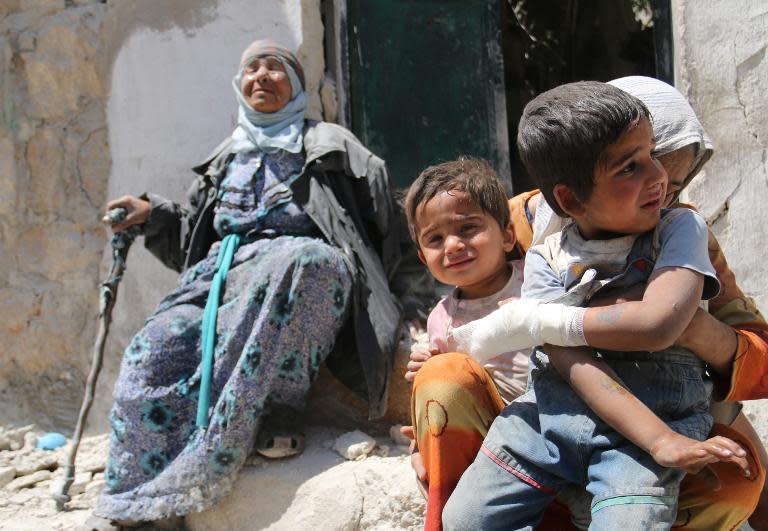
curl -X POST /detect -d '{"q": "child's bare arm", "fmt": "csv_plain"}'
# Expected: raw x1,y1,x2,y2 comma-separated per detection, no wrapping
450,267,704,361
674,308,738,376
582,266,704,352
548,344,751,476
590,285,738,375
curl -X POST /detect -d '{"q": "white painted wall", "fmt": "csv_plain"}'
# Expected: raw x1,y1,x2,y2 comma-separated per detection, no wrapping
90,0,324,432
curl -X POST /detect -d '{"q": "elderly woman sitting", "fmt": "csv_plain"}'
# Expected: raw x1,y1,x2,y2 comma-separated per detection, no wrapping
87,40,403,529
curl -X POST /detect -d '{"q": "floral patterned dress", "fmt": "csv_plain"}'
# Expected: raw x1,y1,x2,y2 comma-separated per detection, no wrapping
96,150,352,521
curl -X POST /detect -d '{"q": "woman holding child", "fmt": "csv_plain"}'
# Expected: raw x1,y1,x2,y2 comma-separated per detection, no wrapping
407,77,768,529
87,40,403,529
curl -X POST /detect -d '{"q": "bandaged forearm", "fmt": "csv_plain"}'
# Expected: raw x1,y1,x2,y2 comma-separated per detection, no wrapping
449,299,588,363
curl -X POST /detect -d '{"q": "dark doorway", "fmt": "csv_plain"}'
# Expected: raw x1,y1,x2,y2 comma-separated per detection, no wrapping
328,0,671,192
342,0,510,190
502,0,664,192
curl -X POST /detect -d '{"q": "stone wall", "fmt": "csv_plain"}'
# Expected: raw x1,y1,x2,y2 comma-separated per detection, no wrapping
0,0,110,430
0,0,326,432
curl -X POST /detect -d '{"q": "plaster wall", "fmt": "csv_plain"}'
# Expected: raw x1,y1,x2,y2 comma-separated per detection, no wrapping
0,0,325,432
674,0,768,311
673,0,768,439
91,0,326,433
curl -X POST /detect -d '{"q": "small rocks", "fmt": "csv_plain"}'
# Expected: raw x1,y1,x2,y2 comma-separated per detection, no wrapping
333,430,377,460
0,425,35,451
84,476,105,498
23,431,39,451
72,433,109,473
5,469,52,491
8,489,38,506
49,471,92,497
14,452,58,476
0,467,16,488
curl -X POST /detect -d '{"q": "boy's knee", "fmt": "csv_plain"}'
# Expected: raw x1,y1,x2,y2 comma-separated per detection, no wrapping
442,484,478,531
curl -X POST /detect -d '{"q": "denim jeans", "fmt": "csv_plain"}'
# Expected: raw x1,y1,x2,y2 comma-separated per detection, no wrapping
443,349,713,531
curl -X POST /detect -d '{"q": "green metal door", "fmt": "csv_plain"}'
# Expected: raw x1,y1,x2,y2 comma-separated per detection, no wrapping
346,0,510,189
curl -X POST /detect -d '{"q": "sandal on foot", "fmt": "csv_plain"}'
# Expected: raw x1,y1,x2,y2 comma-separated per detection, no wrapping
255,433,305,458
255,406,306,459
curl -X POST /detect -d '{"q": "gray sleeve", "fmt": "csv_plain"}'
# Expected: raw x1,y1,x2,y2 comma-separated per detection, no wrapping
654,209,720,300
141,174,206,273
521,249,566,302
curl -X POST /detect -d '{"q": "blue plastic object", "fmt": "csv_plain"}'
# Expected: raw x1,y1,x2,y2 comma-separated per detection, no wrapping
37,432,67,450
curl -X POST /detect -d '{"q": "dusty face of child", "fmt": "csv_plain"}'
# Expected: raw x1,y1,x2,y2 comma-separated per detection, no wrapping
239,56,293,113
559,117,668,240
659,144,696,207
415,190,515,299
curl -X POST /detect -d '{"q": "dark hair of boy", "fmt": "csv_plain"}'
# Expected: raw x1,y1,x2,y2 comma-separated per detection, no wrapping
404,157,510,245
517,80,651,217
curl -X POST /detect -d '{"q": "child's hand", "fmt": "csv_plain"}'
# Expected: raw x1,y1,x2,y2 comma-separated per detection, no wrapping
404,345,440,382
649,431,751,477
400,425,428,497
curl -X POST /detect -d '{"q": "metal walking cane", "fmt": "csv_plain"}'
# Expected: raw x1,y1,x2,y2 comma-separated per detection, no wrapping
53,208,141,511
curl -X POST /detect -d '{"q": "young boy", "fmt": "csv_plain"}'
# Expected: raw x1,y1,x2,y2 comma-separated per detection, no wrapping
443,81,749,530
404,157,531,530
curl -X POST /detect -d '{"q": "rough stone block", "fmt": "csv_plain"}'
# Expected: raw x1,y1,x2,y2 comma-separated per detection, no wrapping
0,467,16,489
333,430,377,460
5,469,51,491
187,427,425,531
14,453,58,476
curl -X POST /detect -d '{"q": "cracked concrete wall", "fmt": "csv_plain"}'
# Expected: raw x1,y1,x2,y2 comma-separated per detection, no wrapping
673,1,768,312
0,0,325,432
673,1,768,441
0,0,110,431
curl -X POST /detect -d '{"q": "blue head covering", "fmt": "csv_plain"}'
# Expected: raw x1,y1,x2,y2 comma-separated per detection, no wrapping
231,39,307,154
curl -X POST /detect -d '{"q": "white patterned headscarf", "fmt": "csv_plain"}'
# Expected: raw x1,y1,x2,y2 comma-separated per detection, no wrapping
230,39,307,154
532,76,714,245
609,75,713,194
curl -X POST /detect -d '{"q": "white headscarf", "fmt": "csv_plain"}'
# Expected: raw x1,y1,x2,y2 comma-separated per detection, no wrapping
609,75,713,192
532,76,714,245
230,40,307,154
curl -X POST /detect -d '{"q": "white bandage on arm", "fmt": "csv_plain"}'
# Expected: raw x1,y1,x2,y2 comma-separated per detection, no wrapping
537,303,587,348
449,299,588,363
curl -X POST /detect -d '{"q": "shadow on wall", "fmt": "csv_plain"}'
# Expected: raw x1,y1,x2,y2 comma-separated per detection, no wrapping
4,0,322,434
88,0,324,435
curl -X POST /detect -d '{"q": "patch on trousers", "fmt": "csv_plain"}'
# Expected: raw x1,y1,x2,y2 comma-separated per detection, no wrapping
480,445,556,494
592,495,676,514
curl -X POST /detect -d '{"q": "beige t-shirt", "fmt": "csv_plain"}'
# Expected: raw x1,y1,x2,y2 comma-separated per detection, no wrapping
426,260,531,403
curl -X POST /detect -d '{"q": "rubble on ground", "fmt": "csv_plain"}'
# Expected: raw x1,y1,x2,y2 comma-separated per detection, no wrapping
0,424,425,531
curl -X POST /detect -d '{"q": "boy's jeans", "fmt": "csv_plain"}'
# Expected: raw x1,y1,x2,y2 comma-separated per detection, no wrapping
443,349,712,531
